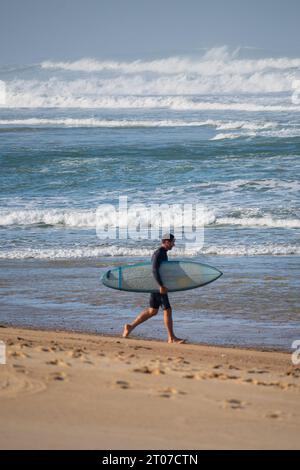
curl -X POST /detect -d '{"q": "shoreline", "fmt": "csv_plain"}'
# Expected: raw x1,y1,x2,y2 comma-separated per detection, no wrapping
0,326,299,449
0,322,293,353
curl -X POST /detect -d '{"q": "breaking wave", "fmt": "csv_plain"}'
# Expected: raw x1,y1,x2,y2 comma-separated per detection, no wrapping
2,47,300,107
0,243,299,259
5,89,300,110
0,117,279,130
0,208,299,229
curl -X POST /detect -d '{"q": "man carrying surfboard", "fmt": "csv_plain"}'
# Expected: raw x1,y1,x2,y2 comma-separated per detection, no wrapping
123,233,186,344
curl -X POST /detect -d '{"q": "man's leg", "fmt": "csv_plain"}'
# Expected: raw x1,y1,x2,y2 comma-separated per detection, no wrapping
163,308,185,344
123,307,158,338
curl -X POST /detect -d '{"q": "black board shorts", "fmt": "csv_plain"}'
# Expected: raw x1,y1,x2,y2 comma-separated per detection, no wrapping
149,293,171,310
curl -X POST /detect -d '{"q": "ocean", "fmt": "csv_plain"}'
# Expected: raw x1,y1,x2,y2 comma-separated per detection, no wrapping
0,48,299,349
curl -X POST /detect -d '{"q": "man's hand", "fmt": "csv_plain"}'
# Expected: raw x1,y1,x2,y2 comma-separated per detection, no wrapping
160,286,168,294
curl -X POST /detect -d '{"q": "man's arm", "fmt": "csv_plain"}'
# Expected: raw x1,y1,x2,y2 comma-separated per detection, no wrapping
152,251,164,287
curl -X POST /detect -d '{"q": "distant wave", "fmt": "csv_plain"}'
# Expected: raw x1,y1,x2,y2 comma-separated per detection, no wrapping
0,243,299,259
0,246,154,259
3,47,300,106
215,216,300,229
41,50,300,75
211,127,300,140
6,117,299,141
0,208,216,228
0,208,299,229
5,89,300,110
0,209,98,228
211,133,243,140
0,118,278,130
203,244,300,256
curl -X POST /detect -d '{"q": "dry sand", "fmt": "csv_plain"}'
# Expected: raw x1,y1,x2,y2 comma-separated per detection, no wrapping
0,326,299,449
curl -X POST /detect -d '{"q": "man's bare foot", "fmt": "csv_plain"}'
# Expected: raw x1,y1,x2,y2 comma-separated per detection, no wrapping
122,324,132,338
168,337,186,344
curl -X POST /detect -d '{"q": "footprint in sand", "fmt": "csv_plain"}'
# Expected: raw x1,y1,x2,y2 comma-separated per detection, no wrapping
133,366,165,375
82,359,94,365
223,399,246,410
0,371,46,398
132,345,152,351
9,351,30,359
49,371,68,382
182,373,195,379
243,377,263,385
147,368,164,375
286,368,300,378
46,359,72,367
66,349,84,359
12,364,28,374
34,346,54,353
265,411,282,419
242,378,294,390
247,369,268,375
20,342,33,348
174,358,183,364
115,380,130,389
157,387,186,398
174,357,190,365
205,371,239,380
48,345,65,352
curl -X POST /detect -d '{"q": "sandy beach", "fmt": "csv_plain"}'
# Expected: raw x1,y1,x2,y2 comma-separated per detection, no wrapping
0,326,299,450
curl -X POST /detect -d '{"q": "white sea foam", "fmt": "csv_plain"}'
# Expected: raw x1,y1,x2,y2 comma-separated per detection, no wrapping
41,48,300,77
216,216,300,229
0,243,299,259
217,179,300,192
211,133,244,140
203,244,300,256
4,47,300,107
6,86,300,110
0,208,299,229
0,118,279,131
260,128,300,138
0,209,97,228
215,121,276,131
0,117,209,127
0,246,154,259
0,207,216,228
211,126,300,140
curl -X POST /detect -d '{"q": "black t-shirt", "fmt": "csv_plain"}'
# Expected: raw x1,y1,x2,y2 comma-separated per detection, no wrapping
151,246,168,287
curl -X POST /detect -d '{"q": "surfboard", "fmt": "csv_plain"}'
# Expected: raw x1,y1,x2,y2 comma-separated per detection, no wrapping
102,260,222,293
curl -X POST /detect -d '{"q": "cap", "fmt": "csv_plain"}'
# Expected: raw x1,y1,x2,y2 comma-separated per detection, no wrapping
161,233,175,241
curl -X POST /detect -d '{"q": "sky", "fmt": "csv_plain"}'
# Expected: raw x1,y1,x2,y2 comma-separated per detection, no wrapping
0,0,300,64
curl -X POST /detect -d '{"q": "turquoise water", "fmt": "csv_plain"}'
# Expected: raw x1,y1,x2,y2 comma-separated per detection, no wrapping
0,52,299,348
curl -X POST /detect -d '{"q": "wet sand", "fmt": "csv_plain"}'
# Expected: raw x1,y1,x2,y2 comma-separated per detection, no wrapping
1,256,299,350
0,326,299,449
